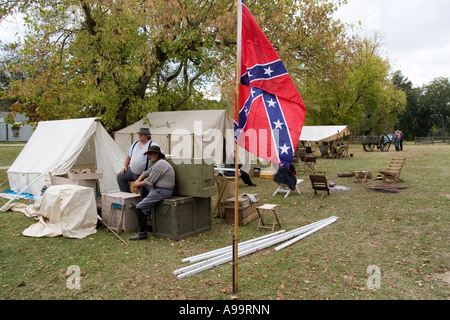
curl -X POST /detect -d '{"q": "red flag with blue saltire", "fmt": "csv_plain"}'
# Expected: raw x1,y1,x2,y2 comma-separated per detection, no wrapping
235,0,306,168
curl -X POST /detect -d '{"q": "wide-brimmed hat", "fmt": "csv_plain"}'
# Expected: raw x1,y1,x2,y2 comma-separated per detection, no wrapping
137,128,151,136
144,145,165,158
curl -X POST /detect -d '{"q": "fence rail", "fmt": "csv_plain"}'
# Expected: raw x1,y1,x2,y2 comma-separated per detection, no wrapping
415,137,449,144
349,136,364,144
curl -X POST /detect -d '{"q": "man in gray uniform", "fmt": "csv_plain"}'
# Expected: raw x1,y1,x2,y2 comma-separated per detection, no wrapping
129,145,175,241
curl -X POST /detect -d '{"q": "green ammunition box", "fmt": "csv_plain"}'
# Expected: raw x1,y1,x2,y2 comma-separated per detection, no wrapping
167,158,217,198
152,196,211,241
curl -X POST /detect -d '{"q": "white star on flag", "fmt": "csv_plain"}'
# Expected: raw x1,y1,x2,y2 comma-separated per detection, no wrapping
264,66,273,76
273,119,284,129
279,143,290,155
266,99,277,107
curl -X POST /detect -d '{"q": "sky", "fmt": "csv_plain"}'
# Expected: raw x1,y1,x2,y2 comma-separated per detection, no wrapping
333,0,450,87
1,1,449,88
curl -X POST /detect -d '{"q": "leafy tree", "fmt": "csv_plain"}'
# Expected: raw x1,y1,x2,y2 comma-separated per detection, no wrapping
394,71,429,139
420,77,450,136
2,0,234,131
0,42,24,111
301,35,406,134
218,0,350,114
2,0,407,136
396,74,450,138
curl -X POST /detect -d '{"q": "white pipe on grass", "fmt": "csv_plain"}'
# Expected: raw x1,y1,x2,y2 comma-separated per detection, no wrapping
181,229,287,263
179,217,334,269
175,216,338,278
175,231,292,275
274,217,338,251
177,216,337,273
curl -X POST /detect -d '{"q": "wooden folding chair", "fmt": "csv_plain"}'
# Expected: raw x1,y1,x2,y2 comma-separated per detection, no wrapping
213,175,235,218
379,158,406,183
309,173,330,199
300,155,317,173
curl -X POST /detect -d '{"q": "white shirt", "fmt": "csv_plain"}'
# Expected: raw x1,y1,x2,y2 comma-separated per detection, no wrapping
127,140,159,175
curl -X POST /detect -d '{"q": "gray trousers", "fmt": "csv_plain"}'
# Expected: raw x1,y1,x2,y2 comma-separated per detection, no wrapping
136,186,173,216
117,167,140,193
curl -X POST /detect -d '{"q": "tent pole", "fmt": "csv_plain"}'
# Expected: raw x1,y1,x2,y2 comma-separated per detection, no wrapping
97,215,128,246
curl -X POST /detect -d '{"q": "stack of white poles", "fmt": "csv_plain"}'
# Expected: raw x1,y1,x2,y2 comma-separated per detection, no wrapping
174,216,338,279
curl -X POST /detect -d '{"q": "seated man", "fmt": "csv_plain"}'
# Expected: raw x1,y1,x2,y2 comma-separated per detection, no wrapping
274,162,297,191
223,152,256,187
117,127,160,193
129,145,175,241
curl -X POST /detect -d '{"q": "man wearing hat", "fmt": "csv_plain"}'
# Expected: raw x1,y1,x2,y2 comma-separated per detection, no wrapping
117,127,160,193
129,145,175,241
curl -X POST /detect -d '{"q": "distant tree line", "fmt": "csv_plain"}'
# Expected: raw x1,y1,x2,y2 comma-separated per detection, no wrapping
394,73,450,140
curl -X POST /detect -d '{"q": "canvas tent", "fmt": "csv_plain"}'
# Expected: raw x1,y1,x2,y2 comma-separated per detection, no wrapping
114,110,236,166
299,125,350,143
7,118,126,198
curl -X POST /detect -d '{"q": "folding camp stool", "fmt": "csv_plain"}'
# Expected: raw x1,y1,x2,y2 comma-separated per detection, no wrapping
109,202,125,234
257,204,281,232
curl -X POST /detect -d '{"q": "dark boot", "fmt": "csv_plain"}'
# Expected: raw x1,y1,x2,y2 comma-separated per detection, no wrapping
146,217,153,232
129,232,148,241
129,208,148,241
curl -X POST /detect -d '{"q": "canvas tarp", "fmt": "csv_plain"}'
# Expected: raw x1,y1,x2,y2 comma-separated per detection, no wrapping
7,118,126,198
114,110,237,166
16,185,98,239
299,125,350,143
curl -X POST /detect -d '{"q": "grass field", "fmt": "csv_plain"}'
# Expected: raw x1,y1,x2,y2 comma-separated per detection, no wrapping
0,142,449,300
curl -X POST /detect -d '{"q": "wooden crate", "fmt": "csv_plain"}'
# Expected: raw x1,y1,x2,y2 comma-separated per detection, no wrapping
222,194,260,209
101,192,141,232
52,174,99,194
222,194,260,226
259,169,276,180
223,205,259,226
68,172,102,180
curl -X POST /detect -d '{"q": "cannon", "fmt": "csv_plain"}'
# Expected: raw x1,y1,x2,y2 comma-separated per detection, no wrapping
361,134,391,152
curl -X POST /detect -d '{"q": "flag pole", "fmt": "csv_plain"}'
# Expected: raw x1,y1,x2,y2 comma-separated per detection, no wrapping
233,0,242,294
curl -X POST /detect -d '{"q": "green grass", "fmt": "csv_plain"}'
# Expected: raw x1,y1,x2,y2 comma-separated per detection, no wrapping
0,142,449,300
0,145,24,167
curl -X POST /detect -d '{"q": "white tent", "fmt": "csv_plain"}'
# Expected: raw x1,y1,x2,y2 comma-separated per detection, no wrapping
7,118,126,198
299,125,350,143
114,110,236,165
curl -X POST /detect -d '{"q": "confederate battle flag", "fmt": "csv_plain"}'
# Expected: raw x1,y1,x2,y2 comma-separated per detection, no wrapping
235,0,306,168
